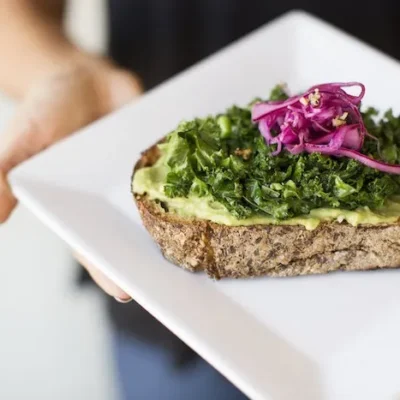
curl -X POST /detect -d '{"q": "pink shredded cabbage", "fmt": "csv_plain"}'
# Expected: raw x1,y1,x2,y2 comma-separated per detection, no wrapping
252,82,400,174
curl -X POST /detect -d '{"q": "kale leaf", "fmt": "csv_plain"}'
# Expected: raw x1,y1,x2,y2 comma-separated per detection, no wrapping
162,87,400,220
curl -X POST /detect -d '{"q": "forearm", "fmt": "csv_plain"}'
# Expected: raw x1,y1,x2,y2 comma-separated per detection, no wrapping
0,0,86,98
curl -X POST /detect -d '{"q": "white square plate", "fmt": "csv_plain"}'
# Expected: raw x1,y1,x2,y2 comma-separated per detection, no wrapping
10,11,400,400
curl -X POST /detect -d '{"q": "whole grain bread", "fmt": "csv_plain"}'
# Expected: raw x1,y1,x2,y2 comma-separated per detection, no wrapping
132,142,400,279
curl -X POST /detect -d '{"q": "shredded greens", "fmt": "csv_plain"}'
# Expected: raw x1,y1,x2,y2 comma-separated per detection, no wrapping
160,87,400,220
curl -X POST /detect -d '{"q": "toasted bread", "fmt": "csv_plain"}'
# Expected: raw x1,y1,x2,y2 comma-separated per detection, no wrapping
132,142,400,279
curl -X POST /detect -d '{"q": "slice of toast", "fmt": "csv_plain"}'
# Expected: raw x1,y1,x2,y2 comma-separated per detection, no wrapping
132,142,400,279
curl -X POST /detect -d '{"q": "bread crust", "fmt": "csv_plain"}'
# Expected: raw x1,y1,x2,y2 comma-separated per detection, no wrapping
132,143,400,279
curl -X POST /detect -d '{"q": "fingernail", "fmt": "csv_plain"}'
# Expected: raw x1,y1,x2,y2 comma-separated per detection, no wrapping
114,296,132,304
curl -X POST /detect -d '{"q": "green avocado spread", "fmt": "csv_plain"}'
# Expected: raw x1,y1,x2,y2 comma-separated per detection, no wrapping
133,157,400,230
132,86,400,230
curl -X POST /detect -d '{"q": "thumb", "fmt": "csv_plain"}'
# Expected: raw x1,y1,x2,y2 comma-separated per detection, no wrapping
0,171,17,223
0,108,44,222
0,112,33,222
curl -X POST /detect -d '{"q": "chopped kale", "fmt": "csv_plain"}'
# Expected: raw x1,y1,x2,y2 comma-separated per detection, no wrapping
160,86,400,220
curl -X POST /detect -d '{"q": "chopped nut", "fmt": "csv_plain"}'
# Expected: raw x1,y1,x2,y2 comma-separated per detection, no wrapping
332,116,346,127
234,148,252,160
308,89,321,107
332,111,349,127
299,97,309,106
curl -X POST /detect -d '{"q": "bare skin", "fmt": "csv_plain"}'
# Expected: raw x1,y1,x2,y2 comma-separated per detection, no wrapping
0,0,142,301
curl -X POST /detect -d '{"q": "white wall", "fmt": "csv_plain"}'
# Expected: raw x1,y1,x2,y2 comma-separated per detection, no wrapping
65,0,108,54
0,2,118,399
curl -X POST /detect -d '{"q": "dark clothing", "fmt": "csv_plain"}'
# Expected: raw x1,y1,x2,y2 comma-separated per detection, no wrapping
108,0,400,90
113,330,246,399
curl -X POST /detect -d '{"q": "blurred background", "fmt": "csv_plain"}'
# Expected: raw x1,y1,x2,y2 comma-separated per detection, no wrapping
0,1,120,399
